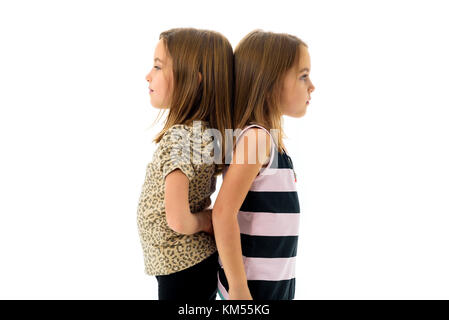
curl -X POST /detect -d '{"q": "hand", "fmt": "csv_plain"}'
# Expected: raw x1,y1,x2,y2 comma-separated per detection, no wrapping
199,209,214,235
229,286,253,300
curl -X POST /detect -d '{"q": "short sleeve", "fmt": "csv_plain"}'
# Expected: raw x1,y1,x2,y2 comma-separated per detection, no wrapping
160,125,196,182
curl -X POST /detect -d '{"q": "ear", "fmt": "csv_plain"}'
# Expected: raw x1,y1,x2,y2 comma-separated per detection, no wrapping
198,72,202,84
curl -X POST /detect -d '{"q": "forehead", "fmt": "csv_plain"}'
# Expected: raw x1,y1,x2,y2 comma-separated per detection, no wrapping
154,39,168,61
297,45,311,71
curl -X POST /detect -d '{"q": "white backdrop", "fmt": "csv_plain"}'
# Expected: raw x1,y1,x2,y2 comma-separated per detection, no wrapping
1,0,448,299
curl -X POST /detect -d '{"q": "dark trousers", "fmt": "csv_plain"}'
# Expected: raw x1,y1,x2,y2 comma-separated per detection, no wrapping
155,251,219,301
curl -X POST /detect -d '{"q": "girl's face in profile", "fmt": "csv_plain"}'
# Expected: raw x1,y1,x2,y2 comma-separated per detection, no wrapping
146,39,173,109
280,45,315,118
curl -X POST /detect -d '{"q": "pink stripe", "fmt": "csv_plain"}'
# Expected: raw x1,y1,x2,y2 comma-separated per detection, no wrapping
238,211,300,236
217,272,229,300
243,256,296,281
251,168,296,191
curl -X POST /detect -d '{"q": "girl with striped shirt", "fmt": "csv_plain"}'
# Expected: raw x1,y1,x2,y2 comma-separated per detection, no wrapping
212,30,315,300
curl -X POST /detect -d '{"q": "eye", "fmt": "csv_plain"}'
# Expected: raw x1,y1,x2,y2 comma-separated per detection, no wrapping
153,66,161,70
300,74,308,81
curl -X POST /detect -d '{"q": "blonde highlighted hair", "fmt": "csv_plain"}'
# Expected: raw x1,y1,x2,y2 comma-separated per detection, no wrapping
233,29,308,153
153,28,234,174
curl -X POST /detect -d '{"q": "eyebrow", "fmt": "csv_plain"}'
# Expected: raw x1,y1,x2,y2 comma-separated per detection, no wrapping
298,67,310,73
154,57,164,64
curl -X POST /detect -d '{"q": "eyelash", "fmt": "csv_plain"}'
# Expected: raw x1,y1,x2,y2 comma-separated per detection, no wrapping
153,66,161,70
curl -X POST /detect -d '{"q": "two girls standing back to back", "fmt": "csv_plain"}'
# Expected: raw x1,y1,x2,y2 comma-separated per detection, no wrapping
137,28,314,301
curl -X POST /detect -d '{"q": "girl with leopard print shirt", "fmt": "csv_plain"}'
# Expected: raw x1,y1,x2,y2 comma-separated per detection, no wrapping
136,28,233,300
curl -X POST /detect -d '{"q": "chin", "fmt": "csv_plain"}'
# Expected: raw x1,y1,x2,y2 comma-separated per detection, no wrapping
290,109,306,118
150,100,165,109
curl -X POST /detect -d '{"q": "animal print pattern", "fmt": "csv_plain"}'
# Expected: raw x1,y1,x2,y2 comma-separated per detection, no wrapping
137,122,218,276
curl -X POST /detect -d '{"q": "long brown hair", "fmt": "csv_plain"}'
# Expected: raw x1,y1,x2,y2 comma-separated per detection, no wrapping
233,29,308,153
152,28,233,174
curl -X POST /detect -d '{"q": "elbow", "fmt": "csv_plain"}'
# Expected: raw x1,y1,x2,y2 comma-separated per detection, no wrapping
167,220,184,234
212,206,234,224
166,211,191,235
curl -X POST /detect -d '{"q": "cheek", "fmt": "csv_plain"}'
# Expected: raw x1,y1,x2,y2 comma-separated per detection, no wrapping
156,75,173,105
160,72,172,92
295,83,308,99
287,85,303,105
281,81,295,103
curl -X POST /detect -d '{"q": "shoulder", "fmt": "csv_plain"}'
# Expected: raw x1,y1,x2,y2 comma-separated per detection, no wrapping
238,127,272,152
160,124,193,145
233,127,272,166
165,124,193,136
161,121,211,140
241,127,271,141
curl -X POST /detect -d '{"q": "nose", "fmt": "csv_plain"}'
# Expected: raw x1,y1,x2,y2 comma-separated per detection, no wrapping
145,71,152,83
309,82,315,94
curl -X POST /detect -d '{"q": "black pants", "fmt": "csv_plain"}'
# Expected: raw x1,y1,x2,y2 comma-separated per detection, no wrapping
155,251,219,300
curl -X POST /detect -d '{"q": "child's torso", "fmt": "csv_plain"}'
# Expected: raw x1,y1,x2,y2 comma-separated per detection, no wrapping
218,124,300,300
136,122,218,276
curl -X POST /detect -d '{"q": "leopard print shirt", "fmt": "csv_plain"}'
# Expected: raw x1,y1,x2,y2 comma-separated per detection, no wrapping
136,121,218,276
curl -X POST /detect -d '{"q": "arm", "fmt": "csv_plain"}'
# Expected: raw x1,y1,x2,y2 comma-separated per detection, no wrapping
212,128,271,300
165,169,212,235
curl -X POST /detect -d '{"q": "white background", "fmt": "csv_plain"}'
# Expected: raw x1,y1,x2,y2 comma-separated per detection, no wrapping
1,0,448,299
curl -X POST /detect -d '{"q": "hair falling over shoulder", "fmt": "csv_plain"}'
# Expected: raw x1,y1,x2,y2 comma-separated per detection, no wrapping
233,29,308,153
153,28,234,175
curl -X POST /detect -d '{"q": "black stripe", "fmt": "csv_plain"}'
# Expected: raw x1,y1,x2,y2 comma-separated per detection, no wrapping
269,152,291,169
241,191,300,213
218,268,295,300
248,279,296,300
241,234,298,258
218,267,229,291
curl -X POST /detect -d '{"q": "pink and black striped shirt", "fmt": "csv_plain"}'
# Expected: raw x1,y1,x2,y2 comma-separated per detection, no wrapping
217,124,300,300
